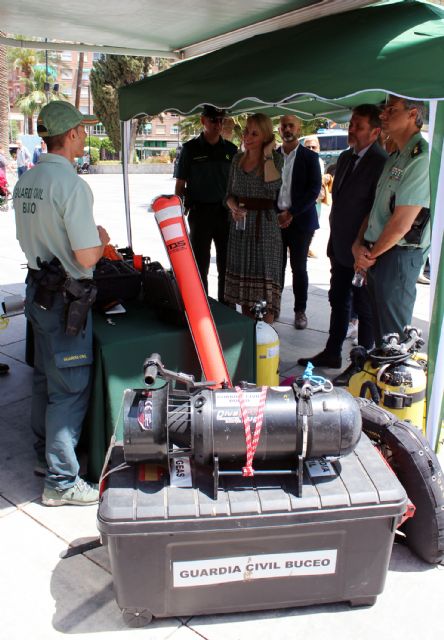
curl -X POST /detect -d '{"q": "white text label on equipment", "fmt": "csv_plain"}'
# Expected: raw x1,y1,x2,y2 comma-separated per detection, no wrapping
173,550,337,587
169,456,192,487
305,458,336,478
215,392,261,407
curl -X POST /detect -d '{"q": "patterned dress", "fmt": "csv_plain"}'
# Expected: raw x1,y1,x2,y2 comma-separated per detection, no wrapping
224,151,283,317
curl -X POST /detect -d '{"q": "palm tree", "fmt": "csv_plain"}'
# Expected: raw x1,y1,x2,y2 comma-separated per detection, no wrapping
0,33,9,152
15,68,66,134
8,42,66,134
8,47,37,133
179,113,249,146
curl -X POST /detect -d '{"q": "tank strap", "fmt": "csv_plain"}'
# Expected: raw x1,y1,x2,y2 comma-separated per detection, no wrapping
382,388,426,409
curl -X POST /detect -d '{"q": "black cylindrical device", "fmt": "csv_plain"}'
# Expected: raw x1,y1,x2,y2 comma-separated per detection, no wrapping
123,385,361,470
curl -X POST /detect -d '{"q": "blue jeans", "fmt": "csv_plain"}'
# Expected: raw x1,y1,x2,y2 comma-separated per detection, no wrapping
25,280,93,490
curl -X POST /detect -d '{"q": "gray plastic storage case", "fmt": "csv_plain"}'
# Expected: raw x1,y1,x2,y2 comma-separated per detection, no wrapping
97,434,407,619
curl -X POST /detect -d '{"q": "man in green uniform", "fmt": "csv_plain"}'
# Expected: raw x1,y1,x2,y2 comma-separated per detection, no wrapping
175,105,237,302
14,101,110,506
352,96,430,346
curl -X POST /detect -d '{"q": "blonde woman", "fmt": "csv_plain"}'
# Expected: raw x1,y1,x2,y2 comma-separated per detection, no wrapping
225,114,283,323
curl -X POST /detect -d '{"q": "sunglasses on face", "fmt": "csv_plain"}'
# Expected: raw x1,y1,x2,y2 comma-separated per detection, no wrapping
306,145,318,150
209,117,224,123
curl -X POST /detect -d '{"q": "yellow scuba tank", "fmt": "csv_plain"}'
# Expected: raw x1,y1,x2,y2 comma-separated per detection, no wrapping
347,327,427,432
253,301,280,386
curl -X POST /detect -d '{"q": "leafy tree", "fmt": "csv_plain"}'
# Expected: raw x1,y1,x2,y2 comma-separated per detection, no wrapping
8,46,36,134
179,113,327,148
8,41,65,134
87,135,102,149
9,120,19,143
90,55,169,155
8,46,36,79
300,118,330,135
100,137,116,153
89,147,99,164
7,41,62,78
179,113,249,147
15,68,66,134
178,115,201,142
100,136,117,159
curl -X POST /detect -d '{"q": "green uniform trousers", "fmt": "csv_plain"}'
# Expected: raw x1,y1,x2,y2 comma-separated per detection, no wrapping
366,245,423,347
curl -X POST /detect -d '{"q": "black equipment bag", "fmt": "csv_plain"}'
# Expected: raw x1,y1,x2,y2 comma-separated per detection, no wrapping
356,397,444,565
142,260,186,326
93,258,142,309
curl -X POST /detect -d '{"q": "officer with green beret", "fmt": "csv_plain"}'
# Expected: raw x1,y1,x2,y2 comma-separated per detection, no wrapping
13,101,110,506
352,96,430,346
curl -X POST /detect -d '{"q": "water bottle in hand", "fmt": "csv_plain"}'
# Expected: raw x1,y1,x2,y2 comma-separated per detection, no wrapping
235,204,246,231
352,270,366,288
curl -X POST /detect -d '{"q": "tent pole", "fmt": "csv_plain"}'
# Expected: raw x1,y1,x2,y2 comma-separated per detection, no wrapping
426,100,444,452
121,120,132,248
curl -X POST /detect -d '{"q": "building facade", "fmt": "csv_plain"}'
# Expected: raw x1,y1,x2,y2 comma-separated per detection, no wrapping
9,50,182,158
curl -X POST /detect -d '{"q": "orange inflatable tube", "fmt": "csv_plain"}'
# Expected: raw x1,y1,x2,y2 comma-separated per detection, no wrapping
151,195,231,389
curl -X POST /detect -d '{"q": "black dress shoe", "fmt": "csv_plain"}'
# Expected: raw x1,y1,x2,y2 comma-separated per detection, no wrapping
333,363,362,386
0,362,10,375
297,351,342,369
294,311,307,330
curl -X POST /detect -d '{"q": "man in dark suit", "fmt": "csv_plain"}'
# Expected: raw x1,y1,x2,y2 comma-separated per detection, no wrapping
298,104,388,379
277,115,322,329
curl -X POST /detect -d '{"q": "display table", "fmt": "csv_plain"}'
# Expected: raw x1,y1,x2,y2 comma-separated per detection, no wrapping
84,299,255,481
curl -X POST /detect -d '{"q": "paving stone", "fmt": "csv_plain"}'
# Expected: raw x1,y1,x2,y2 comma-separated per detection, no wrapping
0,510,181,639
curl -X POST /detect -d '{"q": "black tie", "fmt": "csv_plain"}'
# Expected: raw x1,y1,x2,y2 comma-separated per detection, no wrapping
339,152,359,189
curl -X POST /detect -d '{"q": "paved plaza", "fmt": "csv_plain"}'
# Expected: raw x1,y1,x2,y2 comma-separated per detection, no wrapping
0,173,440,640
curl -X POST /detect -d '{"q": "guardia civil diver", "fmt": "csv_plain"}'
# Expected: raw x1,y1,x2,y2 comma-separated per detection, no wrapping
14,101,110,506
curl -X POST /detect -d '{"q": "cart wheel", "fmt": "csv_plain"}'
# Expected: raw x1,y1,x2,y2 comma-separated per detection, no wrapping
122,608,153,627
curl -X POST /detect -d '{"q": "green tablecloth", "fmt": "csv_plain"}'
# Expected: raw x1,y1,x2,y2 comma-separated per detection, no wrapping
84,299,255,481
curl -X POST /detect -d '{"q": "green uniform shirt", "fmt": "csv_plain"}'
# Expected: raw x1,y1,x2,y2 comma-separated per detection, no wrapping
176,133,237,204
14,154,100,279
364,132,430,249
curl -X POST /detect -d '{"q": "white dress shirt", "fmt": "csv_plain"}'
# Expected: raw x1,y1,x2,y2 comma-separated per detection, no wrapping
278,144,298,210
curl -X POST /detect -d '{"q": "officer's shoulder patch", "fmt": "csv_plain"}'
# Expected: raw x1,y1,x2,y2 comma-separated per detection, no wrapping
411,141,423,158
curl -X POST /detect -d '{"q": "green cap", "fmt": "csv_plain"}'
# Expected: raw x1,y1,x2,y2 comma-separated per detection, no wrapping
37,101,98,137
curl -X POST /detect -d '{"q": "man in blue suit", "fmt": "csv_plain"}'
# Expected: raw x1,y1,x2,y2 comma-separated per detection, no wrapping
277,115,322,329
298,104,388,377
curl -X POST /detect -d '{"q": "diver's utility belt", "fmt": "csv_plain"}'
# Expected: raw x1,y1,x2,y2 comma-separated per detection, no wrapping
28,258,97,336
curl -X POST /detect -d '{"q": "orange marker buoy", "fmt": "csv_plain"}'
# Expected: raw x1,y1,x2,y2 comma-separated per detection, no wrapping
151,195,232,389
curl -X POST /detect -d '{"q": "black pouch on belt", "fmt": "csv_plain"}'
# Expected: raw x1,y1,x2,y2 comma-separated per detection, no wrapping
64,278,97,337
32,257,66,311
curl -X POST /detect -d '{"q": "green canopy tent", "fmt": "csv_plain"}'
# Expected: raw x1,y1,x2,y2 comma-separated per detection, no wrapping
118,0,444,451
119,1,444,119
